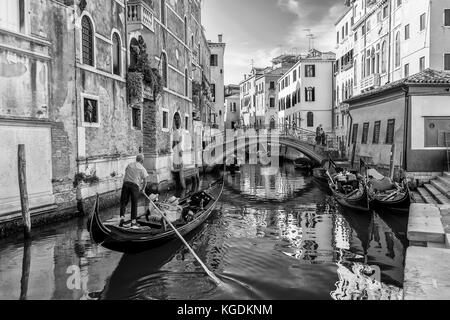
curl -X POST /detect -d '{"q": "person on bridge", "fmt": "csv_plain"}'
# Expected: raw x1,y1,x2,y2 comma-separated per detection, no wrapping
315,124,323,146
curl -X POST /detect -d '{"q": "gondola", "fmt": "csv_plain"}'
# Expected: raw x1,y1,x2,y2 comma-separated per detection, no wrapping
88,180,223,253
366,169,411,213
328,170,370,212
293,158,313,171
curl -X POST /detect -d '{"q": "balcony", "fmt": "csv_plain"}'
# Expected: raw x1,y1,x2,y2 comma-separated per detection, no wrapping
360,73,381,92
127,1,155,32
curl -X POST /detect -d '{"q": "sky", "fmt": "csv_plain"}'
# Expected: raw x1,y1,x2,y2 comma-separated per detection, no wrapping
202,0,348,85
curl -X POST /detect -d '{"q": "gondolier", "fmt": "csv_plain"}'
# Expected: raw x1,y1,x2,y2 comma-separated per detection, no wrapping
119,154,149,228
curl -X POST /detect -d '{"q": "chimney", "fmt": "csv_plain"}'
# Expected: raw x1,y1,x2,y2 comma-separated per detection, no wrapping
218,34,223,43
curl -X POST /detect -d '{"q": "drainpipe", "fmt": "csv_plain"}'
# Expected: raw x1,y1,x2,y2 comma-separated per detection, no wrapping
402,86,409,172
73,6,79,169
124,0,129,107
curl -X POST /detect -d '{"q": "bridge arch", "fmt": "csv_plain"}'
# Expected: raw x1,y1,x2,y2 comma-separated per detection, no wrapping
203,133,326,168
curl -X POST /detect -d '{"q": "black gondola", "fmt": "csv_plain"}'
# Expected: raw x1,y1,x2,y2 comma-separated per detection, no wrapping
328,171,370,212
366,169,411,213
88,181,223,253
293,158,313,171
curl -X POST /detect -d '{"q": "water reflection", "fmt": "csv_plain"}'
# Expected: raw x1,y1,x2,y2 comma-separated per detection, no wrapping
0,163,408,300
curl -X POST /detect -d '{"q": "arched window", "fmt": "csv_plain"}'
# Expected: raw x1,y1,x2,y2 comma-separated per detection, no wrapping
112,32,121,75
129,37,139,70
307,112,314,127
381,41,387,73
395,32,401,67
81,16,94,66
161,0,166,25
185,68,189,96
371,48,376,74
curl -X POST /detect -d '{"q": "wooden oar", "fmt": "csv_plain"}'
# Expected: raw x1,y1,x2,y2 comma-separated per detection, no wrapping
141,192,222,286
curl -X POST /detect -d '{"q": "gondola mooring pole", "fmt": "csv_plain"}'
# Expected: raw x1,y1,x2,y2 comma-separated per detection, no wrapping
18,144,31,239
142,193,222,286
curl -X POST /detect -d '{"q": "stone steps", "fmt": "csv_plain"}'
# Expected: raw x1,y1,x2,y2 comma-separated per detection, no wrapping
424,183,450,205
444,172,450,179
432,176,450,199
411,190,425,203
417,187,439,205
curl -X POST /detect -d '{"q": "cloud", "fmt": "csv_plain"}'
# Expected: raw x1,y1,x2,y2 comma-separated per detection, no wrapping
276,0,347,52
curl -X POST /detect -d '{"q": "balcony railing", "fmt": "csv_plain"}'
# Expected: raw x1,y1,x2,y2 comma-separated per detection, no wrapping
127,1,155,32
360,73,381,91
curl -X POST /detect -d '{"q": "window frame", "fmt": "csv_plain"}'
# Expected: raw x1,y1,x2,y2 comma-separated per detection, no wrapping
373,121,381,144
111,31,122,76
81,93,100,128
444,53,450,71
306,112,314,128
162,108,169,132
361,123,370,144
445,9,450,27
385,119,396,144
81,14,95,67
131,107,142,131
419,56,426,72
305,65,316,77
404,24,410,40
420,13,426,31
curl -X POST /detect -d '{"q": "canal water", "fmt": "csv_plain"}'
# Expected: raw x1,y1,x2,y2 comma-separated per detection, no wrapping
0,163,408,300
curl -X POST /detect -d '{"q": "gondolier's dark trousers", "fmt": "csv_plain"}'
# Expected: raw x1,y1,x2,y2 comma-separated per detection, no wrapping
120,181,140,220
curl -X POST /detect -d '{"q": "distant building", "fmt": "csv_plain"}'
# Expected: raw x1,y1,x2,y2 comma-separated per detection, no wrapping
225,93,240,130
208,35,226,131
277,49,336,133
239,68,265,127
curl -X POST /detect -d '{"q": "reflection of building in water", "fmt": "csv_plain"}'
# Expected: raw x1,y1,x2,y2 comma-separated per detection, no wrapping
330,258,403,300
332,213,351,251
238,165,307,201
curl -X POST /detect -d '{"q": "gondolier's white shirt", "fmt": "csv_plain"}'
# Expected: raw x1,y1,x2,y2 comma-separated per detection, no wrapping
123,162,149,188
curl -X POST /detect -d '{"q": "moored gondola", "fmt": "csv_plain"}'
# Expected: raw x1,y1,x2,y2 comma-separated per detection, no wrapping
88,180,223,253
328,170,370,212
366,169,411,213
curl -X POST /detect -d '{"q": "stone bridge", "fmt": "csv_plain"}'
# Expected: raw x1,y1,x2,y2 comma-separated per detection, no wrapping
202,127,338,168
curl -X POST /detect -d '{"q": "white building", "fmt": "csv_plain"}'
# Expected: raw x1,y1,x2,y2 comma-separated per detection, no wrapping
351,0,450,95
334,7,355,153
239,68,264,127
277,49,336,133
208,35,226,131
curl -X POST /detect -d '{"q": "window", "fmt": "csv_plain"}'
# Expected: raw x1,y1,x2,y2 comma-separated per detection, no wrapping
160,52,167,87
210,84,216,102
383,6,388,19
162,110,168,129
373,121,381,144
305,87,315,102
83,98,99,125
404,63,410,77
342,26,345,39
377,11,382,23
397,0,402,7
132,108,141,130
185,116,189,130
184,17,188,44
0,0,20,31
210,54,218,66
336,115,339,128
185,68,189,96
345,22,349,36
425,117,450,147
305,65,316,77
381,41,387,73
269,81,275,90
395,32,401,67
420,13,426,31
386,119,395,144
405,24,410,40
307,112,314,127
351,124,359,144
366,20,371,32
354,30,358,41
419,56,426,71
362,123,369,144
362,25,366,35
82,16,94,66
270,97,275,108
337,31,340,44
444,54,450,71
161,0,166,25
293,70,297,82
112,33,121,76
445,9,450,26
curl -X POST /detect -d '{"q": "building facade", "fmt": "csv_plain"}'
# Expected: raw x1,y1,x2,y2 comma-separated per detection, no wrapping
208,35,226,131
127,0,214,189
334,7,355,154
224,85,240,130
277,49,336,133
0,0,138,226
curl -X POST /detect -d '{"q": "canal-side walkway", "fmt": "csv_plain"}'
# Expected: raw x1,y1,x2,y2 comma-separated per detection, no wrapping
404,203,450,299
